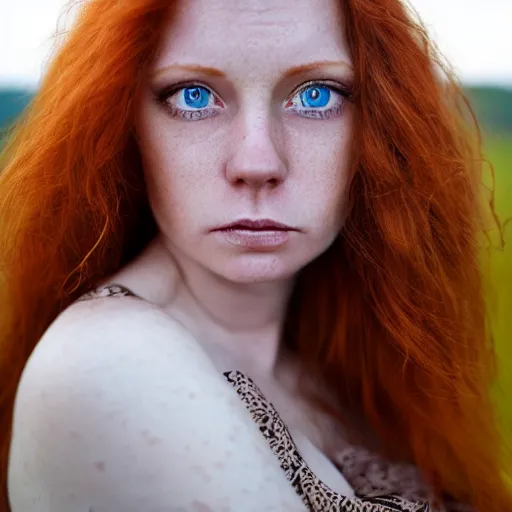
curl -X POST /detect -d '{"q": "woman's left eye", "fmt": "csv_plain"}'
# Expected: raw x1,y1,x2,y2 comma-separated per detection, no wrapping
284,84,349,119
158,82,350,121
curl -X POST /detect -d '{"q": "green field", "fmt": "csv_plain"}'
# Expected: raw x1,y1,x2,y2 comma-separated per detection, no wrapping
484,135,512,435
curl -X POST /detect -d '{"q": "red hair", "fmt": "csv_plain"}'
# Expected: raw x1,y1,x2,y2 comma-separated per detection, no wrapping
0,0,510,510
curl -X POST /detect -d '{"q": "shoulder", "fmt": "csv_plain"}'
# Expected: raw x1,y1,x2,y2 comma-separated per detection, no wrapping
7,298,206,509
33,290,208,370
8,295,305,511
9,293,218,434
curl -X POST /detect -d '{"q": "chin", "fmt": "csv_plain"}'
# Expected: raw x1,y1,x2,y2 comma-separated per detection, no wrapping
212,252,308,284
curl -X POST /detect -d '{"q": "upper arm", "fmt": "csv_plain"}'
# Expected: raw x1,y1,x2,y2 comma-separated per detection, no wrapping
8,298,305,512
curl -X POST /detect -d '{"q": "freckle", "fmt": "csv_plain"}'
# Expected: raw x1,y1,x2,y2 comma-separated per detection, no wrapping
192,500,214,512
190,464,212,483
225,450,232,458
214,460,225,469
141,429,162,446
94,461,106,472
188,392,196,399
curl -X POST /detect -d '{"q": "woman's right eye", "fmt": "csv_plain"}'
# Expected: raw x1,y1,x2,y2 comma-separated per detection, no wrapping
159,85,223,121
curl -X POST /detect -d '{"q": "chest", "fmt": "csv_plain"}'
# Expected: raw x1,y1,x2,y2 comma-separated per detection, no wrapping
190,333,358,496
220,362,357,497
279,414,356,496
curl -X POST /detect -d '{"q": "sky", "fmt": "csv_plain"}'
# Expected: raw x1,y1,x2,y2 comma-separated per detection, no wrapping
1,0,511,88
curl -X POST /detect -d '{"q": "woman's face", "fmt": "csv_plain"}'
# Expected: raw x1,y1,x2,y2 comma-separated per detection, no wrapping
136,0,354,284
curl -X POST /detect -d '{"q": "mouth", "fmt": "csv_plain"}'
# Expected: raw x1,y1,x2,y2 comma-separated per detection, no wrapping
213,218,296,232
211,218,297,250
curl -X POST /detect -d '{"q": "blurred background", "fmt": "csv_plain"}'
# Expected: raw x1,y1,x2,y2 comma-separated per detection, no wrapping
0,0,511,433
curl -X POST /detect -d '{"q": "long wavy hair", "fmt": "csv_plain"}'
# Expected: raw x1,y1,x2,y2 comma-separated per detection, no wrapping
0,0,510,510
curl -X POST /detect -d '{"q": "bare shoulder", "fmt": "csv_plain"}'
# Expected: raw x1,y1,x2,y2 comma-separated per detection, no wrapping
41,291,205,361
18,293,214,387
8,296,305,512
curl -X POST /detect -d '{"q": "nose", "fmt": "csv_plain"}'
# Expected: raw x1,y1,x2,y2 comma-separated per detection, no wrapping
225,113,288,190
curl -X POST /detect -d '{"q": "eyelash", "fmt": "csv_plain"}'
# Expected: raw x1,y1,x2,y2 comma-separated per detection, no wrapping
154,80,353,121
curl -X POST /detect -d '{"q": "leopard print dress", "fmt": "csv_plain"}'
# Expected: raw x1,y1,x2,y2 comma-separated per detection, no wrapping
78,285,473,512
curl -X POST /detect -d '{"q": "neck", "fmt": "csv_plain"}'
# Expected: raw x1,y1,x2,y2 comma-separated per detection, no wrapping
160,237,297,376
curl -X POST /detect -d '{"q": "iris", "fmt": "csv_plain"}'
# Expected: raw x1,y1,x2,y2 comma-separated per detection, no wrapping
300,86,330,108
183,86,210,109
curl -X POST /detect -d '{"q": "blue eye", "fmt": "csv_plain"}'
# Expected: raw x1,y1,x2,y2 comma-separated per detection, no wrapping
183,86,210,109
300,86,331,108
158,84,222,121
286,83,349,119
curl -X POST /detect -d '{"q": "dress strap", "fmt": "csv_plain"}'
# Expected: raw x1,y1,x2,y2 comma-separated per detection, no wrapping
76,284,139,302
224,370,430,512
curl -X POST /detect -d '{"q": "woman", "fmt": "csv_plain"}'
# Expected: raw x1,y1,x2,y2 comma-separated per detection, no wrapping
0,0,509,510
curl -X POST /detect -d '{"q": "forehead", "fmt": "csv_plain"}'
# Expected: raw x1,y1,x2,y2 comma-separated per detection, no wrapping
153,0,351,75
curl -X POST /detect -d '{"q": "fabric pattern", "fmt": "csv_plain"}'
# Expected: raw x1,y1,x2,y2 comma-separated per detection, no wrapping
224,370,429,512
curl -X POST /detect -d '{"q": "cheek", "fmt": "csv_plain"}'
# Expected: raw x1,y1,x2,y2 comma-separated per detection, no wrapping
138,119,218,202
287,124,352,218
136,117,225,236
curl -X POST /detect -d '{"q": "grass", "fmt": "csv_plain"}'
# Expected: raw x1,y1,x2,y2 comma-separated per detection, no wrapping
483,134,512,435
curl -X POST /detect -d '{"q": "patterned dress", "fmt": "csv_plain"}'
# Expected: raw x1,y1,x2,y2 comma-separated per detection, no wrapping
78,285,473,512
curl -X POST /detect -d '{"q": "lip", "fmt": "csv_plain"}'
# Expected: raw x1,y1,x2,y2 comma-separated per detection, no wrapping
215,229,290,250
212,218,297,232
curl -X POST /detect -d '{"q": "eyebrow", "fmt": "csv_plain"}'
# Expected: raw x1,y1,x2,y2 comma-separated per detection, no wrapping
151,60,353,80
